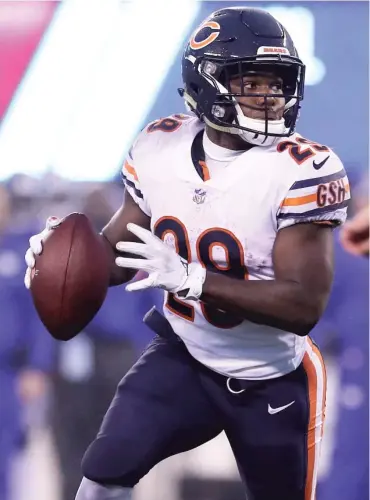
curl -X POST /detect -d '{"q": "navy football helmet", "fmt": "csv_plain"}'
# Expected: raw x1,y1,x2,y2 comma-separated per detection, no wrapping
179,7,305,146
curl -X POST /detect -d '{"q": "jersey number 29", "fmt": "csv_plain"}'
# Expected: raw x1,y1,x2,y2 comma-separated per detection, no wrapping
154,217,248,329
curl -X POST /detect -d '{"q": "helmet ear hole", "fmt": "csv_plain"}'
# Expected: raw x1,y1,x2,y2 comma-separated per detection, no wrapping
212,102,237,124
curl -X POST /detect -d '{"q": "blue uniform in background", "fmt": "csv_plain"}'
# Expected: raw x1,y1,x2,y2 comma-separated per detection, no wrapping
0,230,56,500
88,284,162,352
313,234,369,500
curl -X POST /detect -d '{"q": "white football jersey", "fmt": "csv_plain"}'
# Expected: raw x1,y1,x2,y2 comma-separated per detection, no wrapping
122,114,350,380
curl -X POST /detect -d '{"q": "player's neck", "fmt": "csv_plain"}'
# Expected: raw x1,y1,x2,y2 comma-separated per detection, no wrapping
205,126,254,151
203,131,243,163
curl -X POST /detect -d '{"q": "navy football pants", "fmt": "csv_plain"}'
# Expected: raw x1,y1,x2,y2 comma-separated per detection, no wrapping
81,332,326,500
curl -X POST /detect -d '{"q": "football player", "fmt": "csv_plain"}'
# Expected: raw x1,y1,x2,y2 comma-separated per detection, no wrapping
24,7,350,500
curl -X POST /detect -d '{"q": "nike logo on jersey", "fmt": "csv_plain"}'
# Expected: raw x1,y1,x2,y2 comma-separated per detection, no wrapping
268,401,295,414
313,156,330,170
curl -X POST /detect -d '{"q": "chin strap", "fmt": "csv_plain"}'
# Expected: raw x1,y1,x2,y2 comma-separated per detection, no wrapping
203,115,281,147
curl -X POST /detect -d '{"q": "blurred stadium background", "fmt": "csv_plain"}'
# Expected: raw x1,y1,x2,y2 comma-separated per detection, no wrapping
0,1,368,499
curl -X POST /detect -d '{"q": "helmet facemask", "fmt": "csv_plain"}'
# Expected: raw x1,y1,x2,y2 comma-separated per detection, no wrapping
183,54,305,147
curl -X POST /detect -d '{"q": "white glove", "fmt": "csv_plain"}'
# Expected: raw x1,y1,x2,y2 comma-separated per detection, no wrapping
24,216,61,289
115,223,206,299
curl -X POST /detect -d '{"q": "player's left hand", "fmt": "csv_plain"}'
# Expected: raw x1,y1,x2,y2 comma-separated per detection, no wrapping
115,223,206,299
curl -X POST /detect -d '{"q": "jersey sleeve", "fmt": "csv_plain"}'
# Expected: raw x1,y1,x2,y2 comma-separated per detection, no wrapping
277,155,350,230
121,143,151,217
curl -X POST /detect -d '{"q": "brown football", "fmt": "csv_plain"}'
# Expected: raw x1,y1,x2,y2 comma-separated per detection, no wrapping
30,213,110,341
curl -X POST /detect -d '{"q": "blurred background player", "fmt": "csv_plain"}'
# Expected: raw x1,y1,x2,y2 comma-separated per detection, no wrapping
1,176,161,500
0,183,55,500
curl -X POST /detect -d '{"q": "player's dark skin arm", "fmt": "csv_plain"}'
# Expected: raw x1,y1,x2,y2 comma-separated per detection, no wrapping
200,223,334,336
100,190,151,286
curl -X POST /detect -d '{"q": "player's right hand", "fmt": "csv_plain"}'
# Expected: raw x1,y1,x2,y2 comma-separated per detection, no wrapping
340,204,369,257
24,216,61,289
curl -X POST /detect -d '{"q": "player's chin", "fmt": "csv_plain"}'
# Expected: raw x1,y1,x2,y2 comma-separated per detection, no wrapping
248,113,283,121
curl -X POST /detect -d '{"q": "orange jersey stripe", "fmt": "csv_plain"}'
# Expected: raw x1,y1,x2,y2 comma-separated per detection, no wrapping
282,193,317,207
302,351,317,500
199,161,210,181
310,340,327,442
303,339,327,500
124,161,138,181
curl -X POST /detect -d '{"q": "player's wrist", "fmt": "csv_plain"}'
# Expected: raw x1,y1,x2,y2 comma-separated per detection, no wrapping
175,262,206,301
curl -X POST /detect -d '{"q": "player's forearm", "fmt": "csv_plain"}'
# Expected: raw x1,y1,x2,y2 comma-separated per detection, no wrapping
99,233,136,286
200,272,325,336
